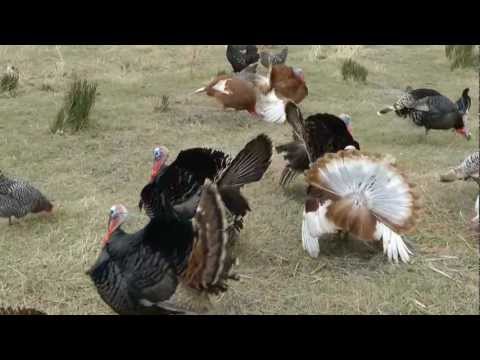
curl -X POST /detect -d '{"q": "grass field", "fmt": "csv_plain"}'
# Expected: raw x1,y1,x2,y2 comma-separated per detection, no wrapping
0,45,478,315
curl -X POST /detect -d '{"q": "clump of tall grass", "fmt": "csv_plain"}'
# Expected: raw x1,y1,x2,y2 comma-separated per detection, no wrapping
445,45,479,70
153,95,170,112
341,58,368,83
0,65,19,96
50,79,97,134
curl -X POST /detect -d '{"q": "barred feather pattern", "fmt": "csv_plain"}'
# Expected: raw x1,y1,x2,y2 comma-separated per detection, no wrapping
440,151,480,183
377,88,442,118
454,151,479,180
0,172,52,221
303,150,419,263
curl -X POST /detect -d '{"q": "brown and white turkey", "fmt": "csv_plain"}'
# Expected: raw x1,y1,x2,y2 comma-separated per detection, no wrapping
0,171,53,225
302,150,420,263
193,63,307,124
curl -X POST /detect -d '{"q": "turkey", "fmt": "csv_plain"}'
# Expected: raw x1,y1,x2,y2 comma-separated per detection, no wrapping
276,102,360,187
0,171,53,225
0,65,19,95
0,307,47,315
440,151,479,184
139,134,272,230
302,149,420,263
438,151,479,232
377,87,471,140
260,47,288,68
193,64,307,124
87,182,238,315
257,64,308,104
226,45,260,73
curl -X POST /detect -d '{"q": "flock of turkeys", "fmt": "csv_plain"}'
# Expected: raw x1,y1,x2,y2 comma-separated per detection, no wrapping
1,45,477,315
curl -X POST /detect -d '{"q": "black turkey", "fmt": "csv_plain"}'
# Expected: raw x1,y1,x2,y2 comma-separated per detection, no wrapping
226,45,260,73
139,134,272,229
377,87,471,140
276,102,360,187
260,47,288,68
87,182,238,315
0,170,53,225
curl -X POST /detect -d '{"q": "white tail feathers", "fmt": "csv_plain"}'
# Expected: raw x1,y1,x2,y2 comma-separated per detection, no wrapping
193,87,207,94
255,90,286,124
375,222,412,263
301,201,337,258
307,151,418,233
304,150,419,263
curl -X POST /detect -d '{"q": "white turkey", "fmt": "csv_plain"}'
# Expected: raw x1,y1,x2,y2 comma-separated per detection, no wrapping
302,150,420,263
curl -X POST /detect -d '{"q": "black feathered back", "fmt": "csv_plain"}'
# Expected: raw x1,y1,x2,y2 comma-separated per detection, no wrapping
226,45,260,73
278,102,360,187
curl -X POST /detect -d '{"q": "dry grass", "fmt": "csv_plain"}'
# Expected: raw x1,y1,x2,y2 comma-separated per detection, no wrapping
0,45,478,315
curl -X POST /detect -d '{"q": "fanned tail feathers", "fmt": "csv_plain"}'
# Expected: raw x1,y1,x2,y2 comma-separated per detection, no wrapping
181,181,236,294
305,150,419,263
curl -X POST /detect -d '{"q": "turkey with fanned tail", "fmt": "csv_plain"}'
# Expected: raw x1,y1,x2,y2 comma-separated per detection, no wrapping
302,150,420,263
377,87,471,140
276,102,360,187
139,134,272,231
87,182,238,315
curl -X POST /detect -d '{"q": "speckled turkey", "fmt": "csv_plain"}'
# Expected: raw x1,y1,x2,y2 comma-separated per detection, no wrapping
87,182,238,315
0,171,53,225
440,151,479,184
377,87,471,139
260,47,288,68
139,134,272,230
226,45,259,73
